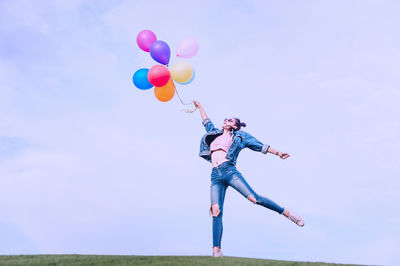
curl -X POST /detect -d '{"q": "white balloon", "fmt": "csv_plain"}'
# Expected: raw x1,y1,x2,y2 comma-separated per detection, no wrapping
176,37,199,58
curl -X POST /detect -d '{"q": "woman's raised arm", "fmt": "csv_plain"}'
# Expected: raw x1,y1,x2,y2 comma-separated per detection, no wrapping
194,100,217,133
193,100,208,121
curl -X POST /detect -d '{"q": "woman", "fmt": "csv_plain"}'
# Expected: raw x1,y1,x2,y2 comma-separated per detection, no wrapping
193,100,304,258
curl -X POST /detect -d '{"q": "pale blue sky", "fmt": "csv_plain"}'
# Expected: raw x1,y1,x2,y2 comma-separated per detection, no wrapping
1,1,399,265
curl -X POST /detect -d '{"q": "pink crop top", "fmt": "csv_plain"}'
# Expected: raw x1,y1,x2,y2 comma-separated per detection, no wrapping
210,134,233,152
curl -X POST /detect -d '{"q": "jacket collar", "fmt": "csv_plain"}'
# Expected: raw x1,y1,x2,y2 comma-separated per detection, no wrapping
214,129,244,138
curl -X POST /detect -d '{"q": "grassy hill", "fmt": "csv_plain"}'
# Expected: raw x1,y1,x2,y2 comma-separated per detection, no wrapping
0,255,365,266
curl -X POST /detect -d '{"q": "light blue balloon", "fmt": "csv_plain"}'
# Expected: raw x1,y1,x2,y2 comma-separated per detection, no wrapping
176,69,195,85
133,68,153,90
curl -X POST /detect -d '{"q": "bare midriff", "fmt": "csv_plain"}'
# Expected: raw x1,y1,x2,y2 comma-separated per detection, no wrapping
211,149,229,168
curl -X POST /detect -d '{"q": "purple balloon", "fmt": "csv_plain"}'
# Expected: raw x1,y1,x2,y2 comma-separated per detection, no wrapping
150,40,170,65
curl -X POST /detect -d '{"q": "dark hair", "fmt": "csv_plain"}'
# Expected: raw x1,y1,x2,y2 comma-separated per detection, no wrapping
233,117,246,131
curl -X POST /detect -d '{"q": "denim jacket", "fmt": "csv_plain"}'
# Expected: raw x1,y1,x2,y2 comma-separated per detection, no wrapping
199,117,270,165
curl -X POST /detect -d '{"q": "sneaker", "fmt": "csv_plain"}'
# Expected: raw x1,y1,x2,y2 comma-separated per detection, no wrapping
212,250,224,257
286,209,304,227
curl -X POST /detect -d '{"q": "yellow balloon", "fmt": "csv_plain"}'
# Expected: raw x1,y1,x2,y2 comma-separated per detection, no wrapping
154,78,175,102
171,61,193,83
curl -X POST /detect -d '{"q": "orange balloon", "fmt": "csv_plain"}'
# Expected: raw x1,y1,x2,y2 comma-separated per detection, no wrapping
154,78,175,102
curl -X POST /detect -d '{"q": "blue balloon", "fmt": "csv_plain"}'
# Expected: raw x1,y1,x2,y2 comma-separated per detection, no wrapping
176,69,195,85
133,68,153,90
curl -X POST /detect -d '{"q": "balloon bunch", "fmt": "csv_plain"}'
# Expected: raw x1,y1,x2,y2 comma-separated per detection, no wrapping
132,30,199,110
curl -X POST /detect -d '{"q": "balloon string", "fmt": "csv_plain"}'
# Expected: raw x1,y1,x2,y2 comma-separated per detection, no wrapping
175,87,197,113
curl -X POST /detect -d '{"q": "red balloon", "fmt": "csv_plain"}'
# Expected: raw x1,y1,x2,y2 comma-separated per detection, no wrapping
147,65,170,87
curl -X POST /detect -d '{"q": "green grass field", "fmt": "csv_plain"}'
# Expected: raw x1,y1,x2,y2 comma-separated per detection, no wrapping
0,255,365,266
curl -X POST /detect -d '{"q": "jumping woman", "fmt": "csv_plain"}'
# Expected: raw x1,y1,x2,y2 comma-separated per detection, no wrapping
193,100,304,258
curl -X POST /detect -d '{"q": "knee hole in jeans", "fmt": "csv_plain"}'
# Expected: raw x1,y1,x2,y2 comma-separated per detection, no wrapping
247,194,257,204
210,203,220,217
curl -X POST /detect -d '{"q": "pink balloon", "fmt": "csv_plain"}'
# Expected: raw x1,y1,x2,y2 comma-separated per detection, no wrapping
176,37,199,58
137,30,157,52
147,65,170,87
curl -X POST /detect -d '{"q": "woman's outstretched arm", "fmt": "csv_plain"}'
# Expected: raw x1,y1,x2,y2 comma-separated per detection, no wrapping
267,147,290,159
193,100,216,133
244,131,290,160
193,100,208,120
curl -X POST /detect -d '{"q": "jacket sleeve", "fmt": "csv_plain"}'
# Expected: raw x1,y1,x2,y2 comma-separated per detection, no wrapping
202,117,217,133
244,132,270,155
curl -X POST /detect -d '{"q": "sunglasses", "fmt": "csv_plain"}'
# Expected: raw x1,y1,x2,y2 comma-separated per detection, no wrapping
224,118,234,122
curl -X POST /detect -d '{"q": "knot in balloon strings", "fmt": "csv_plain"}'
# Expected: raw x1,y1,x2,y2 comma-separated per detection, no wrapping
181,106,198,113
174,87,198,113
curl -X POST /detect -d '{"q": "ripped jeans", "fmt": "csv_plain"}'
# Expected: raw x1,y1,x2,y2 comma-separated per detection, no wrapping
210,161,284,248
